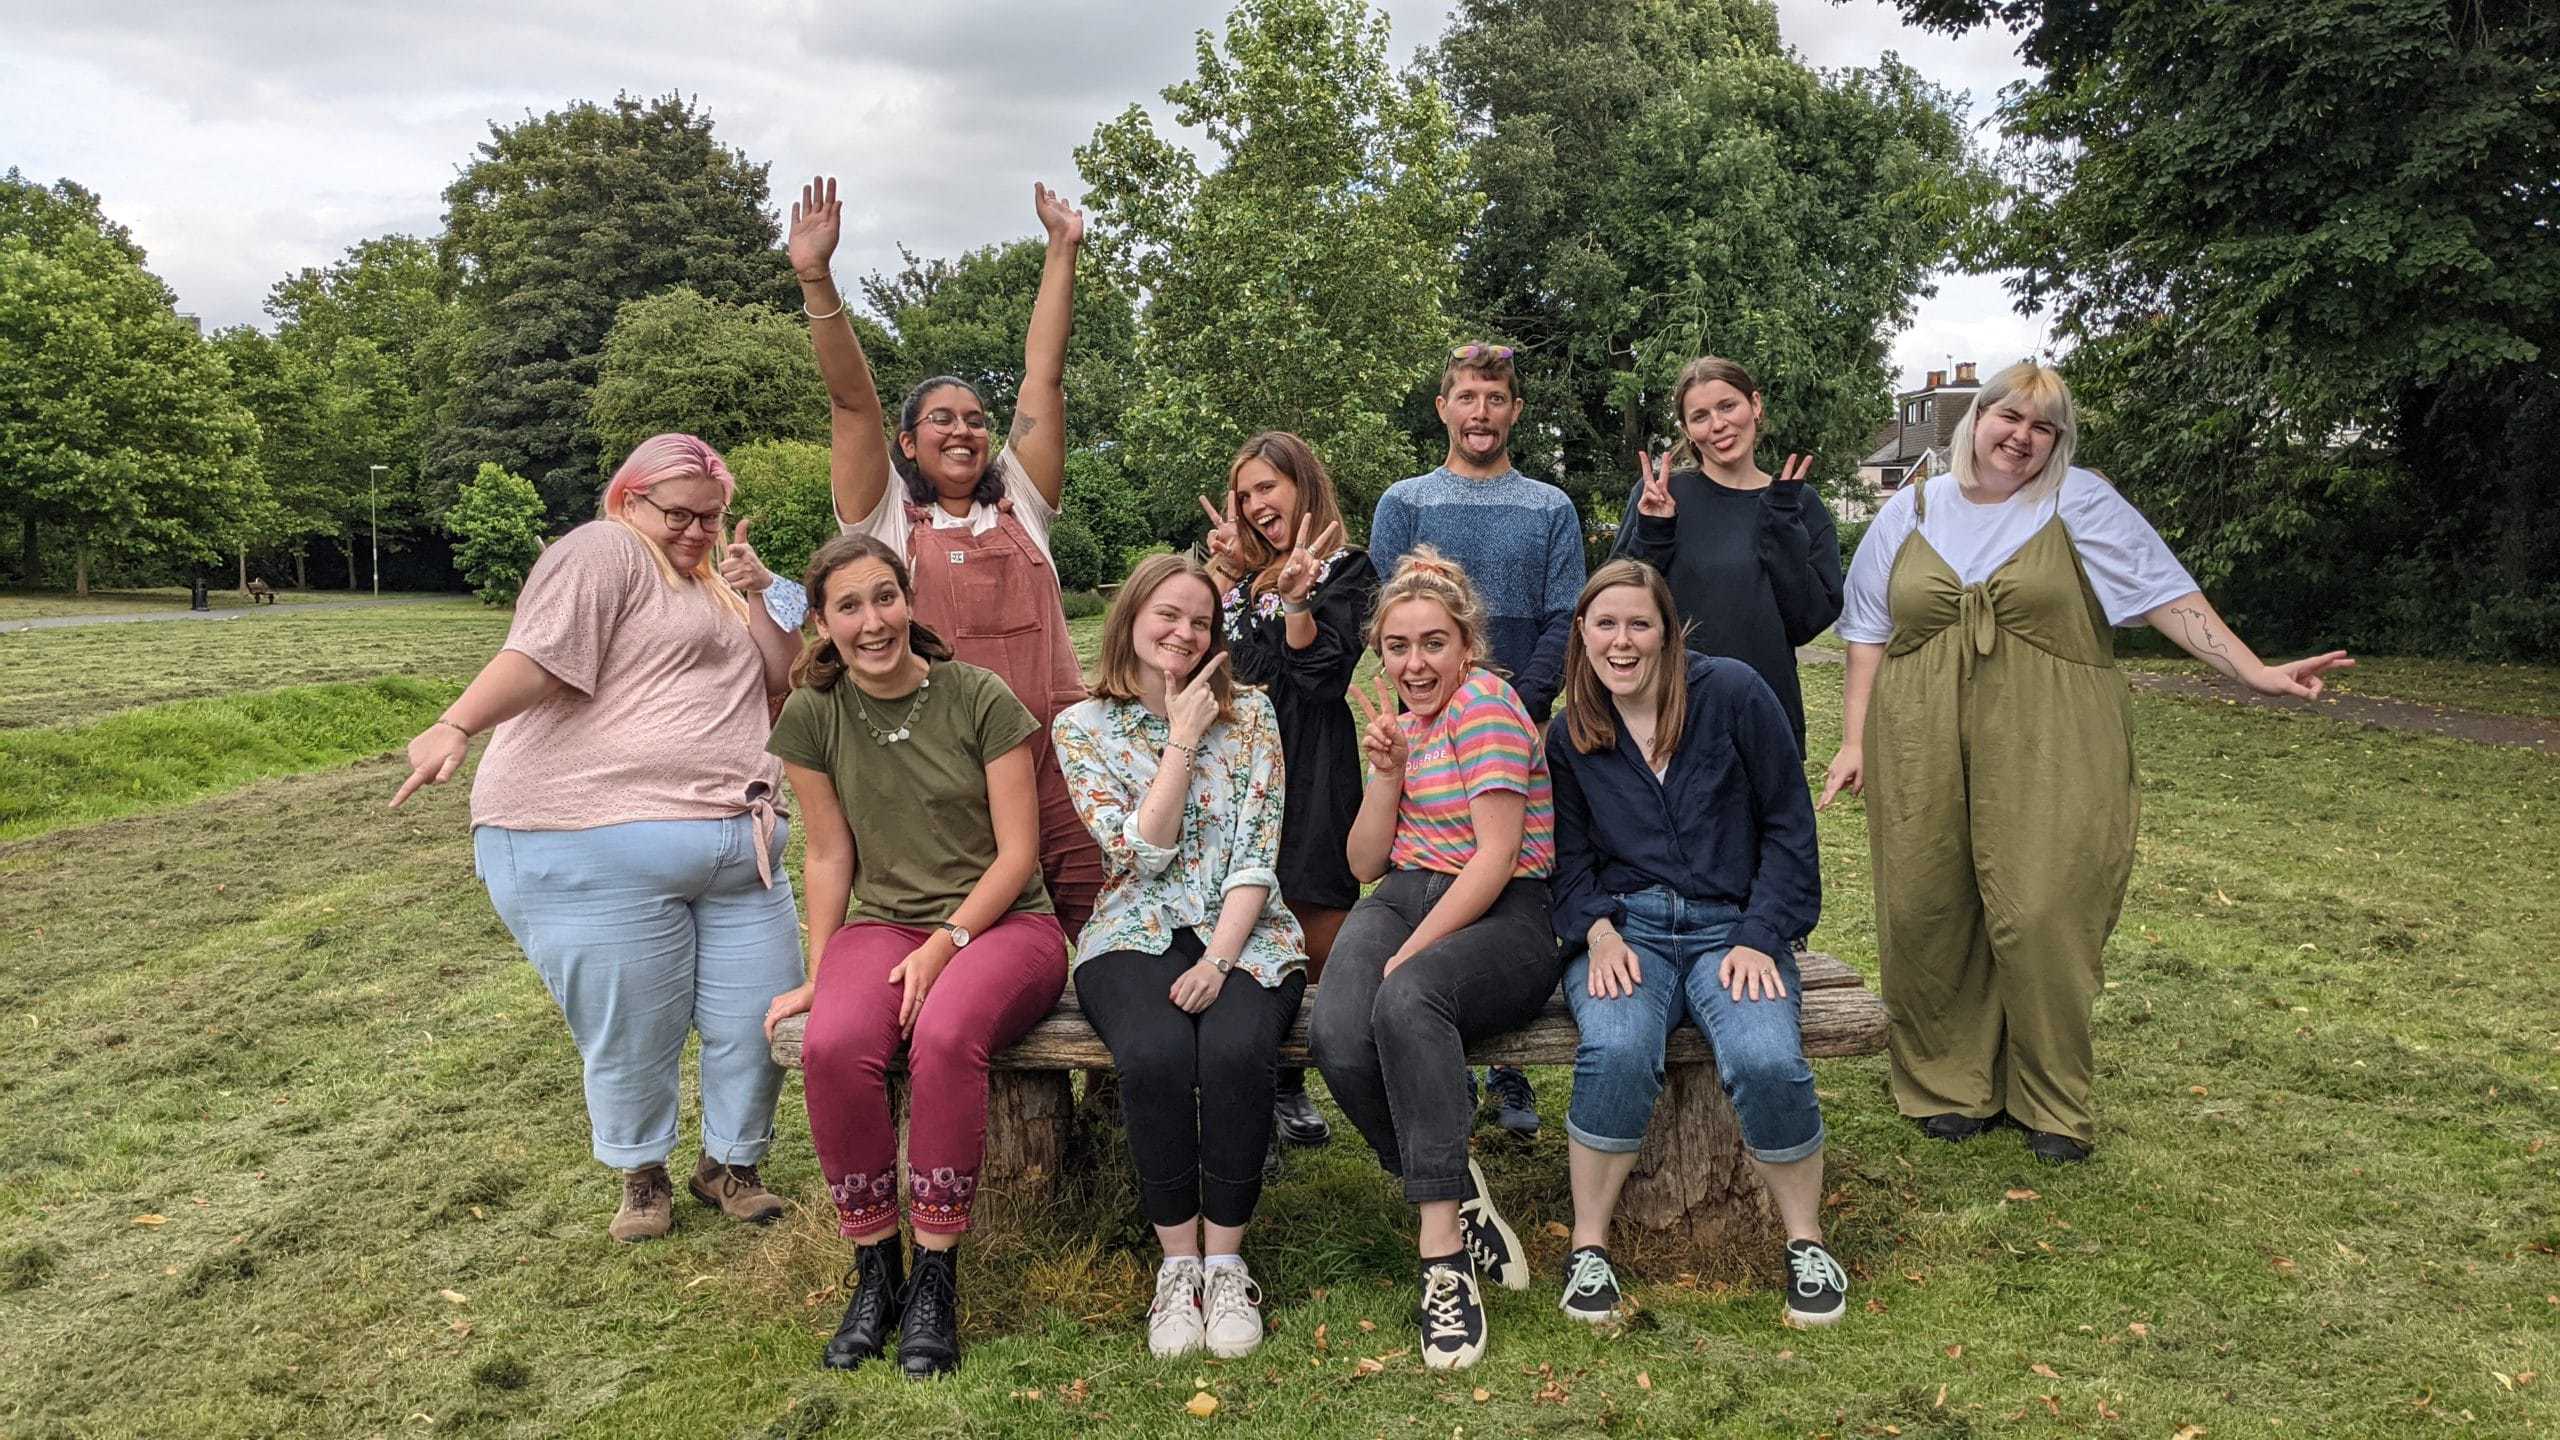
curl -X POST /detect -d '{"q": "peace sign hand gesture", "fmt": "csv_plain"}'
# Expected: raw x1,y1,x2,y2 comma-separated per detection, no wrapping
1166,652,1230,751
1274,515,1343,604
1775,453,1815,486
1197,492,1243,575
1346,674,1410,777
787,175,841,283
1636,450,1677,518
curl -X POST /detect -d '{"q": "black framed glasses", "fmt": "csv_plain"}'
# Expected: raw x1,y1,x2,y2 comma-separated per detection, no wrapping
632,494,728,533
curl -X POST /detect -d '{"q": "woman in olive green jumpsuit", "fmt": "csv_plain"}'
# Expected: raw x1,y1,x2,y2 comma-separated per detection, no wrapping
1820,362,2351,1163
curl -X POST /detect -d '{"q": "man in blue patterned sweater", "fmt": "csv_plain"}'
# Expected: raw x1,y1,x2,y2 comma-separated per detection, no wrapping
1368,341,1587,1137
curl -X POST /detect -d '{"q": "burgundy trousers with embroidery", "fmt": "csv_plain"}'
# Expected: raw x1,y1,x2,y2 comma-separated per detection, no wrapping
800,912,1066,1236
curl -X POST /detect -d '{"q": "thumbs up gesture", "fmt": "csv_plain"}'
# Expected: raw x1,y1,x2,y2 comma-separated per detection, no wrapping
721,516,773,594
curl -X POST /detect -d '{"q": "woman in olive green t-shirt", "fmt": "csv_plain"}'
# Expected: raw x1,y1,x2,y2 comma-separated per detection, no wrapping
762,533,1067,1380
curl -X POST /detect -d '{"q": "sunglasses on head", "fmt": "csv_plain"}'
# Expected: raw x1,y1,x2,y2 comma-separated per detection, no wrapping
1450,343,1516,363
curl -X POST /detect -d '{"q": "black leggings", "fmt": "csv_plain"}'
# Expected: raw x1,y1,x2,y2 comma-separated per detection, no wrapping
1075,932,1307,1228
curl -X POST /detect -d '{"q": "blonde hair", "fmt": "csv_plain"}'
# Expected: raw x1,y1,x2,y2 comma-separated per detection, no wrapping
1949,360,2077,502
1562,560,1689,766
1089,553,1237,722
1665,356,1760,474
599,433,751,625
1367,546,1495,675
1227,431,1348,599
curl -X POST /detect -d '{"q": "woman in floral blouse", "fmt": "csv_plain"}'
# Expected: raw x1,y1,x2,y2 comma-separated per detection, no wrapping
1051,553,1306,1364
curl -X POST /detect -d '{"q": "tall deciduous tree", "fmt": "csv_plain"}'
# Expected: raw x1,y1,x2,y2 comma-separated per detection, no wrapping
1892,0,2558,657
0,171,262,593
587,287,828,461
433,93,795,518
861,237,1140,442
1077,0,1480,530
1427,0,1987,510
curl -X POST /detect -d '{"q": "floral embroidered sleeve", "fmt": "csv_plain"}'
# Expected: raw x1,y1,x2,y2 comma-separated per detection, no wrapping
1050,703,1177,879
1220,693,1286,897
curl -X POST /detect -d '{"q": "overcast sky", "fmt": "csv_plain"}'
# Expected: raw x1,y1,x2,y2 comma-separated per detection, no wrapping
1,0,2046,393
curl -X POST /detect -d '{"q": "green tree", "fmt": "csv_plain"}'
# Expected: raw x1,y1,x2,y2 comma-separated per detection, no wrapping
433,93,796,519
587,288,827,462
210,325,339,586
1427,0,1988,508
1891,0,2558,658
860,238,1140,443
0,171,263,593
724,439,836,589
446,462,547,604
1077,0,1480,532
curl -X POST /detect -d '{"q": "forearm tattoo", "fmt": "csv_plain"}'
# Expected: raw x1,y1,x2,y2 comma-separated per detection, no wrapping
2167,604,2238,677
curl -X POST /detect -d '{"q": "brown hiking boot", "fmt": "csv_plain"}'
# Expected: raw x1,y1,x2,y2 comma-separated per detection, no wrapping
610,1164,675,1242
690,1153,786,1224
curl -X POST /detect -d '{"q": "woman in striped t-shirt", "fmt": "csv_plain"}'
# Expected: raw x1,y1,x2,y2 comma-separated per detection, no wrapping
1308,547,1564,1373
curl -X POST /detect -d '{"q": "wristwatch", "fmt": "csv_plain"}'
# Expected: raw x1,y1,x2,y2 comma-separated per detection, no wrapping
1207,952,1241,974
937,922,972,949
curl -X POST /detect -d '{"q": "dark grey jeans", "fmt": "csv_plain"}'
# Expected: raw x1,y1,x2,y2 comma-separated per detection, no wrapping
1309,871,1562,1203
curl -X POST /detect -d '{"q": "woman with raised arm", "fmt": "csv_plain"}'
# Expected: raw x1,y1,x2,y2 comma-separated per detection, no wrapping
1614,356,1842,755
1821,360,2352,1164
786,174,1104,937
761,534,1067,1380
1307,548,1562,1373
1545,560,1843,1330
1050,554,1305,1363
388,434,804,1244
1196,432,1379,1150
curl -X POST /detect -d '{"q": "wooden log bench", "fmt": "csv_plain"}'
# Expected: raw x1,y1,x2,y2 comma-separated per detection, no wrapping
770,952,1887,1258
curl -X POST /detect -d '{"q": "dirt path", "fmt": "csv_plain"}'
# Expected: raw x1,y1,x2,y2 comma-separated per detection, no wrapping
1792,645,2556,754
2,595,451,634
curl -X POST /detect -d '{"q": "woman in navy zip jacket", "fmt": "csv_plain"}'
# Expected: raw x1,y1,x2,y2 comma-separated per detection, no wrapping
1544,559,1846,1331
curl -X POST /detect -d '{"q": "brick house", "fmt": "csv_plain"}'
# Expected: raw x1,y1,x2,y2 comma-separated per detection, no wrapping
1850,361,1982,516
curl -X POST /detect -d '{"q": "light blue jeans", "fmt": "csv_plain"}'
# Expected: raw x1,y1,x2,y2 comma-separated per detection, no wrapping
475,817,802,1170
1562,888,1824,1163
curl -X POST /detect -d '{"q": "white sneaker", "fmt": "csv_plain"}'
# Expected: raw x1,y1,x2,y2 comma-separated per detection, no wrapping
1418,1258,1487,1370
1147,1256,1205,1357
1201,1261,1265,1358
1459,1158,1530,1291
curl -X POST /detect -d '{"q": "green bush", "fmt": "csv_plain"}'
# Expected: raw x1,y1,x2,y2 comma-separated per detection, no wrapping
1049,515,1109,594
445,463,546,604
726,440,838,589
1059,589,1106,620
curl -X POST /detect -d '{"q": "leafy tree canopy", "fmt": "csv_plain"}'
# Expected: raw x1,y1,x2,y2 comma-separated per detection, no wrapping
587,287,828,463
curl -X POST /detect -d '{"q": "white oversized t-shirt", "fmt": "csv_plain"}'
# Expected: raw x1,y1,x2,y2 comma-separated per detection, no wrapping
837,445,1058,561
1838,468,2199,644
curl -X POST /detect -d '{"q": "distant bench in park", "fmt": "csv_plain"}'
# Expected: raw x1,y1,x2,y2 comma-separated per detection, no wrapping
770,952,1888,1260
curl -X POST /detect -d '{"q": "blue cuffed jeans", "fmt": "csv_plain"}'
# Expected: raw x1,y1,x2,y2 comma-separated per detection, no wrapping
1562,888,1823,1163
475,816,802,1171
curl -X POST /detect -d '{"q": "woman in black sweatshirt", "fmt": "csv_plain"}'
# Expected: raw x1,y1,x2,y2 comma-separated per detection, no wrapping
1613,356,1842,753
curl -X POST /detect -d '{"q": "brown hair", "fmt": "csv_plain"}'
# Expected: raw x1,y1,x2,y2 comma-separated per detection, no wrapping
1226,431,1349,598
1665,356,1761,473
793,533,953,691
1367,545,1495,674
1563,559,1690,765
1438,341,1521,401
1088,553,1237,722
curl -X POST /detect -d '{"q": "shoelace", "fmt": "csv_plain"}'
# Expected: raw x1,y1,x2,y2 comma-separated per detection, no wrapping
626,1169,670,1205
1563,1250,1617,1303
1203,1266,1261,1327
1788,1243,1848,1298
1490,1069,1536,1111
1420,1265,1472,1343
1461,1206,1509,1277
1151,1263,1201,1322
906,1254,957,1330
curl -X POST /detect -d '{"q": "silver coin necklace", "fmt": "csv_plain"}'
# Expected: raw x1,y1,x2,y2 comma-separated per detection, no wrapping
853,672,931,744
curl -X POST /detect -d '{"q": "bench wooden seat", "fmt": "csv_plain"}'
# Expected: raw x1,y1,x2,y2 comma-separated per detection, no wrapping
769,952,1888,1257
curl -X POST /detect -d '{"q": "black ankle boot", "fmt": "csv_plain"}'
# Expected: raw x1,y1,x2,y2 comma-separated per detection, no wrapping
897,1244,961,1379
821,1240,905,1370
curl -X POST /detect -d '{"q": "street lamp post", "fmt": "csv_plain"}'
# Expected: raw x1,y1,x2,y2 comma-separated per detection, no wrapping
368,464,387,597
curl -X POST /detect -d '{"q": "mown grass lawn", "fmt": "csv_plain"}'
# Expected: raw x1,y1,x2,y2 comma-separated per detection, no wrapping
0,587,448,621
0,613,2554,1438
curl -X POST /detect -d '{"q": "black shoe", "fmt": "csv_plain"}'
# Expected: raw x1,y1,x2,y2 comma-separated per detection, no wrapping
1920,1112,1992,1142
896,1245,960,1379
1487,1066,1540,1136
1273,1084,1332,1147
821,1240,904,1369
2026,1130,2091,1164
1458,1158,1529,1291
1418,1256,1487,1370
1781,1238,1849,1328
1558,1245,1623,1324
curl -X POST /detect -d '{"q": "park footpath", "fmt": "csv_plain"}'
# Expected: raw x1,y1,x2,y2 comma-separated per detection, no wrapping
2,595,448,634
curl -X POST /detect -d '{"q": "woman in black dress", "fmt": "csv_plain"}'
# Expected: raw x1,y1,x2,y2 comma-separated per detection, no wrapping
1613,355,1842,754
1200,431,1380,1146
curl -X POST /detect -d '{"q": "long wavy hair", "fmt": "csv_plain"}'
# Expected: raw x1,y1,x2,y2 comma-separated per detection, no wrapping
1226,431,1349,598
793,533,954,691
1088,553,1236,723
599,433,751,624
895,376,1008,509
1562,559,1691,766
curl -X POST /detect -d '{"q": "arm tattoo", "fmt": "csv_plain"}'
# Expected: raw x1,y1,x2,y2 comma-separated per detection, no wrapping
1012,415,1037,443
2168,604,2238,676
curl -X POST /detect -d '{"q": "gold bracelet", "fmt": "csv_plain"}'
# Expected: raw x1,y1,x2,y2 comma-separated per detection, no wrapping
802,296,845,321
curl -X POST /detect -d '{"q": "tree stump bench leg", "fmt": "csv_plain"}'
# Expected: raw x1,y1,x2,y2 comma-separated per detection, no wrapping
1617,1062,1779,1265
975,1070,1073,1205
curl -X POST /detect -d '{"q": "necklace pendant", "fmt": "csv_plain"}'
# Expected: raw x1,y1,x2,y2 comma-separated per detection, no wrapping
892,728,909,743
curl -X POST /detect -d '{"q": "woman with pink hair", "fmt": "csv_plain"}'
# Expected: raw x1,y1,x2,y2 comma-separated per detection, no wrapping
392,433,808,1243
